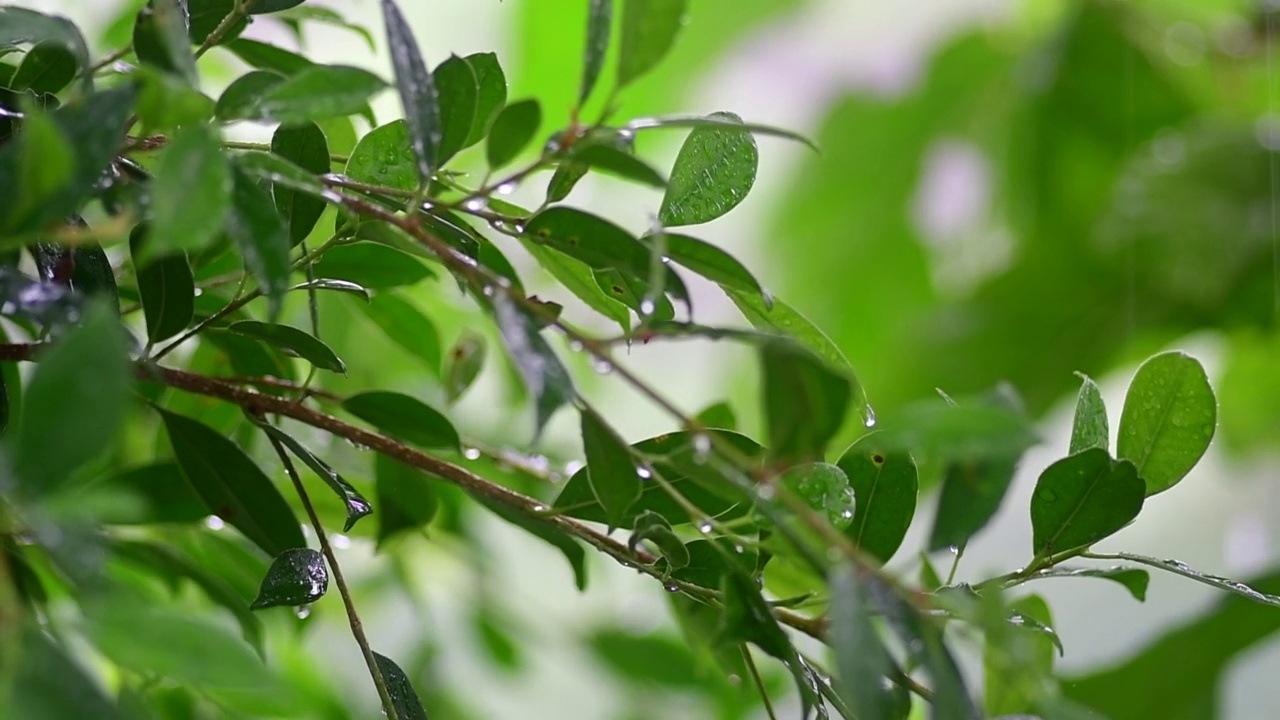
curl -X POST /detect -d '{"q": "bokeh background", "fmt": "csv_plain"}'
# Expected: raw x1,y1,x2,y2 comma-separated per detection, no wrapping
21,0,1280,717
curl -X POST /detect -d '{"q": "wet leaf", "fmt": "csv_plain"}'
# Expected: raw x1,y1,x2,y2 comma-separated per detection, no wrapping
1116,352,1216,495
313,242,434,290
224,64,387,124
256,422,372,531
462,52,507,148
519,240,631,330
290,278,370,301
132,231,195,343
837,434,918,563
660,537,756,589
1025,566,1150,602
579,0,613,105
11,40,77,94
342,390,460,451
475,495,588,590
226,167,291,321
581,406,643,529
344,119,419,191
250,548,328,609
486,98,541,170
625,113,817,149
646,233,764,300
491,293,575,436
229,321,346,373
1069,373,1108,455
1094,552,1280,608
375,453,438,546
720,571,822,716
381,0,440,183
761,338,852,463
565,143,666,188
1030,449,1144,557
157,407,305,556
659,111,758,226
445,330,486,403
617,0,688,88
133,0,197,84
629,510,689,569
270,122,330,246
830,563,899,720
356,292,442,375
434,54,478,166
374,653,430,720
780,462,856,529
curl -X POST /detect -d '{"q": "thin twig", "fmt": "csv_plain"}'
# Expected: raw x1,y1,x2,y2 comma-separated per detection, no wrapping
742,644,779,720
194,0,256,59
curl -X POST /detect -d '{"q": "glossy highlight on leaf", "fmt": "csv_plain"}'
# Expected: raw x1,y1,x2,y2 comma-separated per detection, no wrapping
1116,351,1216,496
256,421,373,531
374,653,430,720
381,0,440,183
491,293,575,436
1070,372,1108,455
660,111,757,226
251,548,328,610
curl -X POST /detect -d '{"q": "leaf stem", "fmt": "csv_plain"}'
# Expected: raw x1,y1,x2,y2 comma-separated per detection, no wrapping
264,432,401,720
194,0,256,59
742,644,779,720
85,46,132,76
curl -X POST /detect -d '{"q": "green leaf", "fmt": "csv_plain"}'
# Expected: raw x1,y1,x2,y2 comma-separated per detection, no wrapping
1091,552,1280,608
214,70,284,122
445,329,486,403
225,38,312,75
229,321,346,373
660,537,757,589
380,0,440,183
1069,373,1108,455
291,278,370,301
375,453,439,546
344,119,419,191
0,7,90,88
355,292,442,375
646,233,764,300
157,407,305,557
486,98,541,170
519,240,631,330
545,130,633,203
625,113,817,149
780,462,856,529
694,401,736,430
462,52,507,148
11,40,77,94
830,563,900,720
581,406,643,529
250,548,328,609
837,433,918,564
628,510,689,569
313,242,433,290
8,111,72,232
475,495,589,590
225,64,388,124
226,167,290,321
374,653,430,720
983,594,1058,717
249,0,307,13
256,422,372,531
188,0,247,46
876,582,982,720
587,627,701,688
133,0,197,84
1024,566,1149,602
132,231,195,343
433,54,478,166
719,572,822,716
491,293,575,436
579,0,613,105
565,143,666,188
342,390,460,451
1030,449,1145,557
659,111,758,226
270,122,330,247
617,0,687,88
760,338,852,463
13,625,124,720
594,267,675,320
273,5,377,49
12,301,130,495
98,462,207,525
1116,352,1216,496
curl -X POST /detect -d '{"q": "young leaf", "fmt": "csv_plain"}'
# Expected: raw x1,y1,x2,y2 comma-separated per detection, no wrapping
491,293,575,436
356,292,442,375
1024,566,1150,602
1070,373,1108,455
628,510,689,569
579,0,613,105
133,0,197,84
313,242,434,290
270,121,330,246
156,408,306,557
1116,351,1216,495
375,453,439,546
475,495,589,590
1030,449,1145,557
12,301,130,495
617,0,688,88
581,406,643,529
342,390,460,451
380,0,440,183
250,548,328,610
837,434,918,564
486,98,541,170
344,119,420,191
132,232,195,343
760,338,852,463
226,64,388,124
694,401,736,430
226,167,290,321
659,111,758,226
229,321,346,373
462,52,507,148
11,40,77,94
645,233,765,301
256,422,372,531
433,54,478,166
829,564,900,720
445,330,487,403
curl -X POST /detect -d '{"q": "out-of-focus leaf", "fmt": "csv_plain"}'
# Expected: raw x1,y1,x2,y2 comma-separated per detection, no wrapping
98,462,207,524
11,40,77,94
157,407,305,556
830,563,899,720
380,0,440,183
983,594,1058,717
13,624,124,720
375,453,438,546
1069,373,1108,455
274,5,377,49
694,401,736,430
355,292,442,375
617,0,687,88
659,111,757,226
214,70,285,121
342,390,460,451
256,422,372,531
780,462,855,529
271,122,330,246
221,64,387,125
760,338,851,463
659,537,756,589
133,0,197,84
486,98,541,170
133,240,195,343
0,7,90,86
1030,449,1144,557
229,321,346,373
434,54,478,166
313,242,434,290
226,167,290,321
225,38,311,75
462,52,507,148
475,495,588,590
579,0,612,105
250,548,328,609
719,571,821,716
581,406,643,528
588,628,702,688
13,302,130,496
491,293,575,436
1116,352,1216,496
445,330,486,403
837,433,917,563
374,652,430,720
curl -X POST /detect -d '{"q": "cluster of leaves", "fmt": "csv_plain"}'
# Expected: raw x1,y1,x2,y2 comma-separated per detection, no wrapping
0,1,1272,719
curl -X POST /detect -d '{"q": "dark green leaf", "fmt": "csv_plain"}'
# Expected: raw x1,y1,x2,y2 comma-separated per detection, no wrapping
133,0,197,84
5,112,72,230
566,143,666,188
132,232,195,343
11,40,77,94
434,54,478,166
250,548,328,609
1069,373,1108,455
375,453,439,546
519,239,630,330
1024,566,1149,602
660,111,758,226
462,52,507,148
234,148,332,200
761,338,851,463
13,624,124,720
475,495,588,590
647,233,764,299
188,0,247,46
13,301,130,495
1030,449,1145,557
355,292,442,374
374,653,430,720
628,510,689,569
157,407,305,556
225,38,312,76
225,64,388,124
204,332,297,387
579,0,613,105
837,434,918,563
594,267,675,320
0,7,90,87
445,329,486,403
342,390,460,451
214,70,284,122
290,278,370,301
249,0,307,13
380,0,440,183
313,242,434,290
661,537,757,588
98,462,207,525
694,401,736,430
928,455,1020,553
1116,351,1216,496
626,113,817,149
720,571,822,716
875,581,982,720
830,563,899,720
271,122,330,246
345,119,419,191
617,0,687,88
491,293,575,436
486,98,541,170
256,422,372,531
229,321,346,373
581,406,643,529
226,167,290,321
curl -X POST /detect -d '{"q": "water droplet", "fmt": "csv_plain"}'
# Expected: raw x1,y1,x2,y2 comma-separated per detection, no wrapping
464,198,487,212
527,454,550,472
663,582,680,593
947,544,960,555
496,181,516,196
568,340,584,353
192,288,203,297
204,515,225,531
840,509,854,520
463,447,481,460
863,404,877,428
481,285,496,298
757,485,776,501
332,534,351,550
590,356,614,375
636,466,652,480
531,504,549,513
660,256,671,265
639,299,656,315
691,433,711,463
698,521,713,534
733,544,745,554
294,606,311,619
